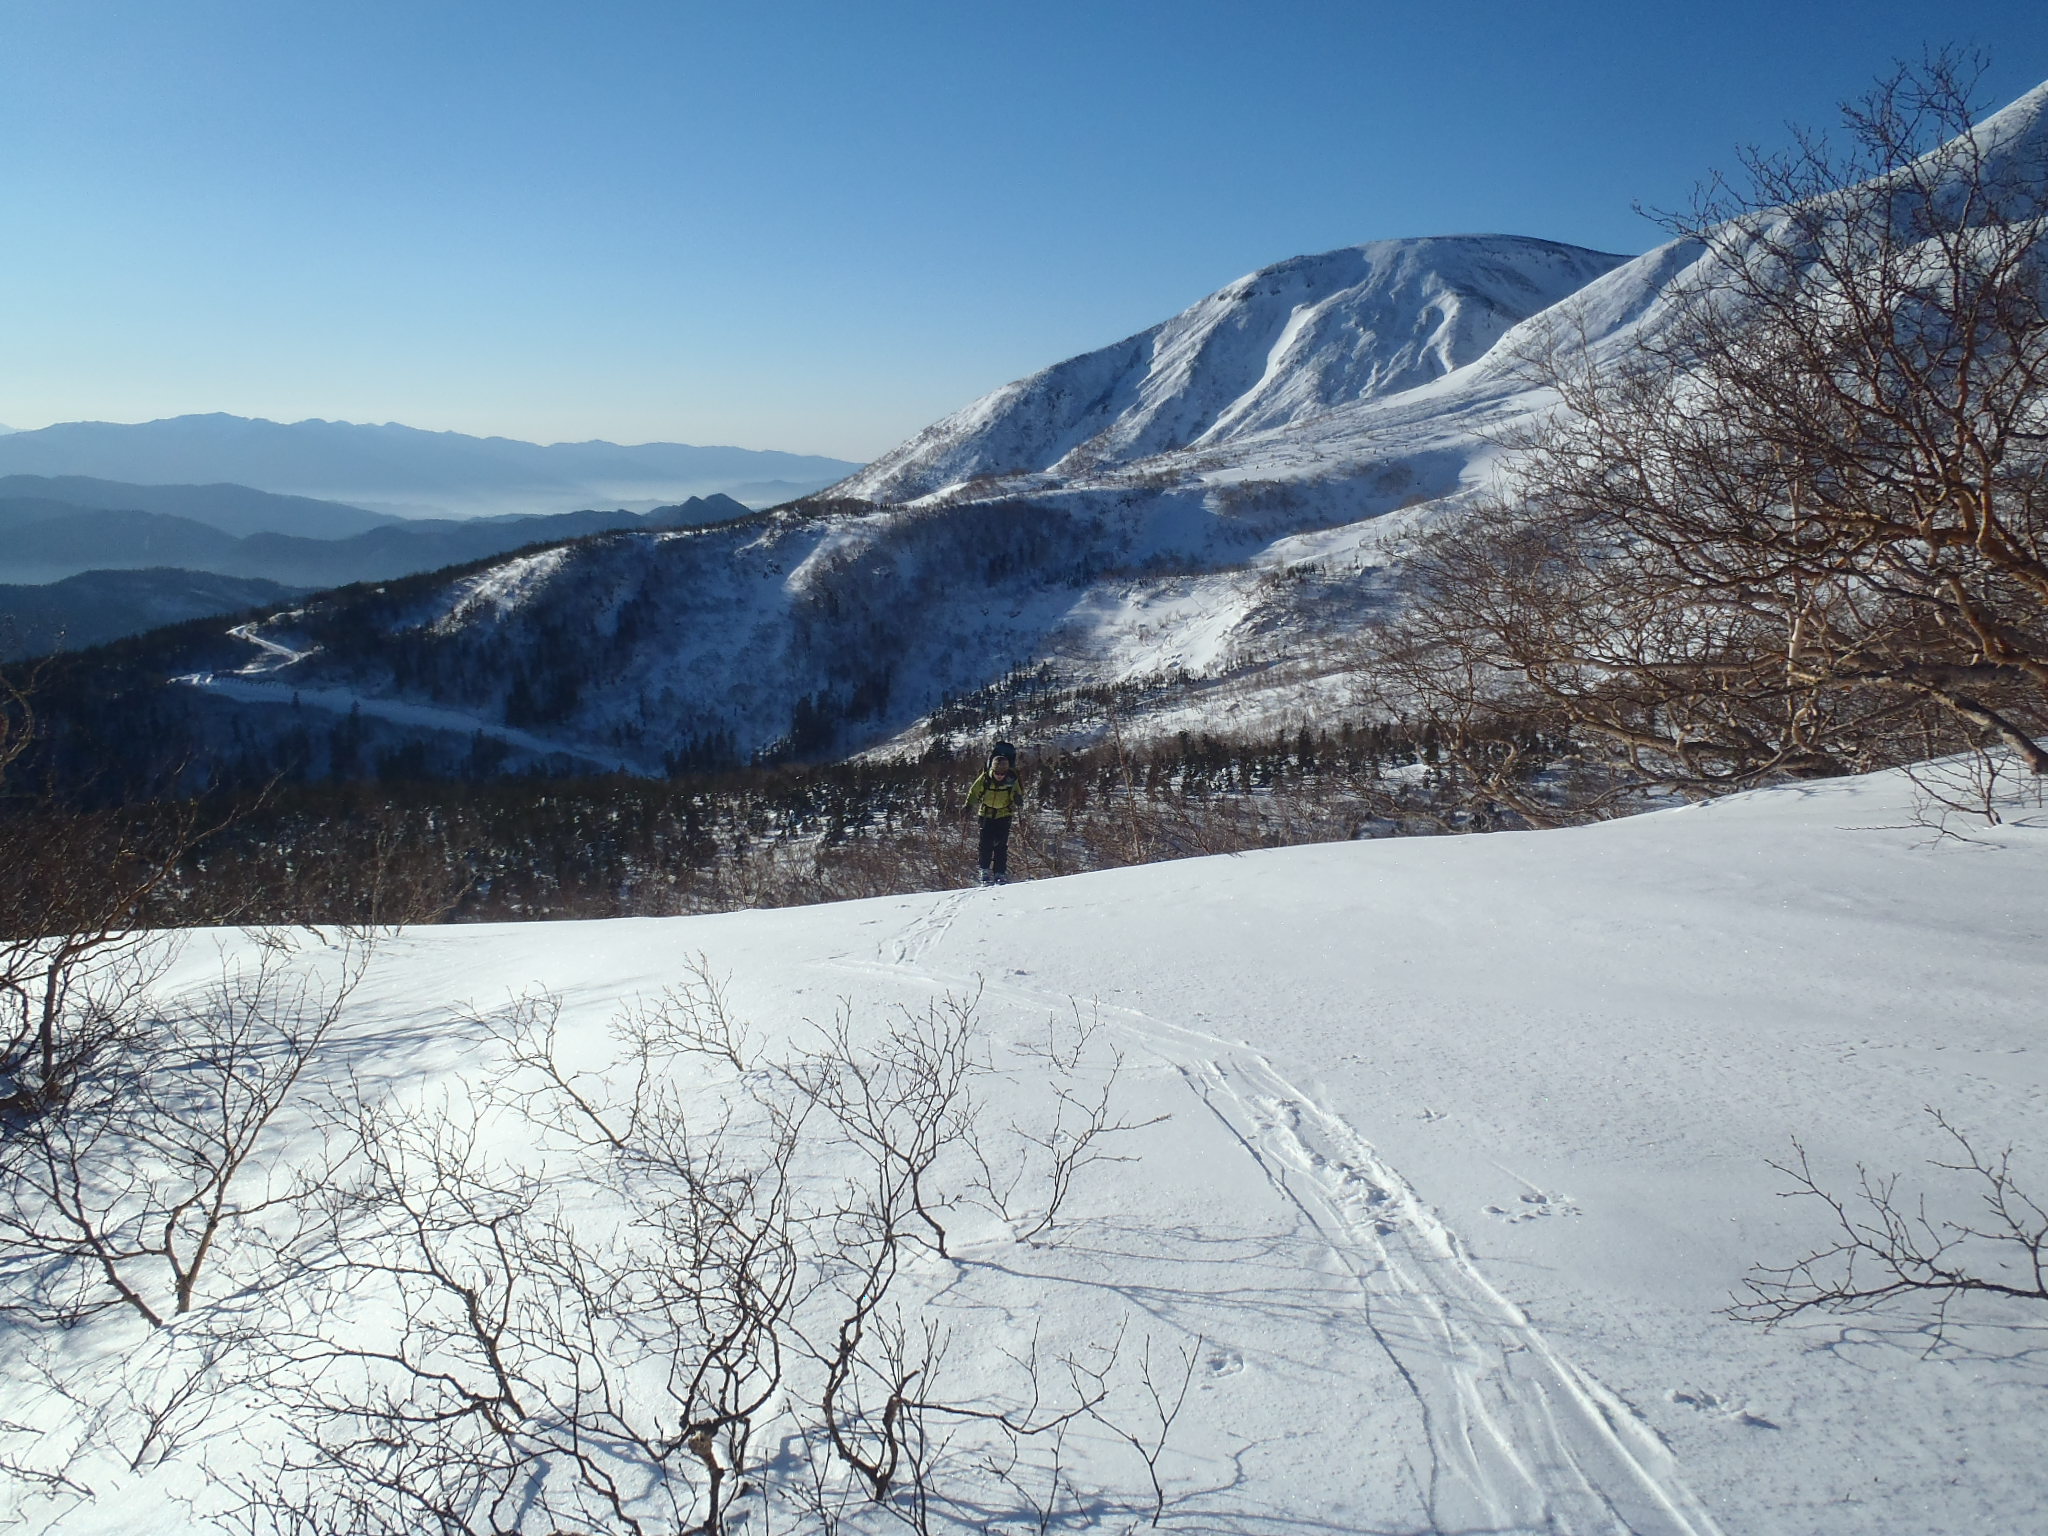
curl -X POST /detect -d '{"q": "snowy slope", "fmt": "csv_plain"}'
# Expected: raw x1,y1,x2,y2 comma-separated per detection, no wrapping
5,765,2044,1534
835,236,1629,505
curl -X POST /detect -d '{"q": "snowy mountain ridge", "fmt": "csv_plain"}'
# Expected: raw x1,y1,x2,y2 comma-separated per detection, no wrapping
155,233,1646,775
836,235,1630,505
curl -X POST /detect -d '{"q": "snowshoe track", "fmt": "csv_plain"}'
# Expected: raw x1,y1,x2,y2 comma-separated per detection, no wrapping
1171,1047,1723,1536
836,914,1724,1536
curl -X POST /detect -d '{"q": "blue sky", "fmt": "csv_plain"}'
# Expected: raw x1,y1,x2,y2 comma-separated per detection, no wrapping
3,1,2043,460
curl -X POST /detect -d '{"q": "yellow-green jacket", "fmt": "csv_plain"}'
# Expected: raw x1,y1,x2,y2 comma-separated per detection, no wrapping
966,769,1023,819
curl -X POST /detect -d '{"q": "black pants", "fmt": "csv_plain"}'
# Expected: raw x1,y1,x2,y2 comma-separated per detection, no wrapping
977,814,1011,880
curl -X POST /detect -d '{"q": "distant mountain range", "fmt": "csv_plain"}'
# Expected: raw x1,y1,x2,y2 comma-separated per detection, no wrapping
0,487,755,656
0,488,754,588
0,475,400,539
0,415,862,519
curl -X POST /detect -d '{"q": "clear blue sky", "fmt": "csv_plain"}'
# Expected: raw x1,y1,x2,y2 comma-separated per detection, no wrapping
2,0,2043,461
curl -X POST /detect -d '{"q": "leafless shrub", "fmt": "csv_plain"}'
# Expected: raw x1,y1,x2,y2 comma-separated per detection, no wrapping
2,668,406,1521
970,1004,1162,1246
0,668,288,1128
619,954,756,1072
0,807,212,1127
0,1393,94,1515
244,1084,793,1536
0,930,374,1520
977,1408,1087,1536
1087,1331,1200,1528
784,990,987,1261
1733,1109,2048,1347
1900,746,2048,837
247,982,1169,1535
0,935,369,1332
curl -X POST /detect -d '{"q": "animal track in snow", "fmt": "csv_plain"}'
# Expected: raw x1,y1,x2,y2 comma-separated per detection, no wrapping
1670,1389,1780,1430
1203,1349,1247,1380
1485,1191,1581,1222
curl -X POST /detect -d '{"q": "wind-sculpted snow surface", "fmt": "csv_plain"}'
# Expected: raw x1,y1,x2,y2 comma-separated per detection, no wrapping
4,767,2044,1533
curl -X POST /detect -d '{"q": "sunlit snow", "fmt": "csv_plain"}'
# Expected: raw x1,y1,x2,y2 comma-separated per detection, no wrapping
6,765,2044,1534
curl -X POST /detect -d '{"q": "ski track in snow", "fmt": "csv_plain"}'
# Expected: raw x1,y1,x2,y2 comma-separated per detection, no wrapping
832,893,1727,1536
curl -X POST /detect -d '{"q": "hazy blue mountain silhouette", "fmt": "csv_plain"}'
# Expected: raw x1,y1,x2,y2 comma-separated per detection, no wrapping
0,568,304,660
0,474,395,538
0,490,754,587
0,415,862,516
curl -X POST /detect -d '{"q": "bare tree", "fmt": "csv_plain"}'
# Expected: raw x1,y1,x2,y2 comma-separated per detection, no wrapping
1734,1109,2048,1345
1357,57,2048,817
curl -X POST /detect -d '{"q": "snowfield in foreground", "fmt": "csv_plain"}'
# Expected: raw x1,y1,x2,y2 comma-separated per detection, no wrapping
9,766,2047,1534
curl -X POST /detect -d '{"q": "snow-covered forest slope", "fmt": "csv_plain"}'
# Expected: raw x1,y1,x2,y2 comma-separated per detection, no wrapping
9,765,2044,1534
144,233,1640,775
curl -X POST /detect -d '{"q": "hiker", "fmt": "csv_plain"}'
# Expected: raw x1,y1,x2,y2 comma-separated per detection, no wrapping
965,742,1022,885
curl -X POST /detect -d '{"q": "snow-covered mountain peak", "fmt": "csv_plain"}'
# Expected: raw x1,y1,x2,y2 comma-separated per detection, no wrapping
835,235,1629,504
1160,236,1631,446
